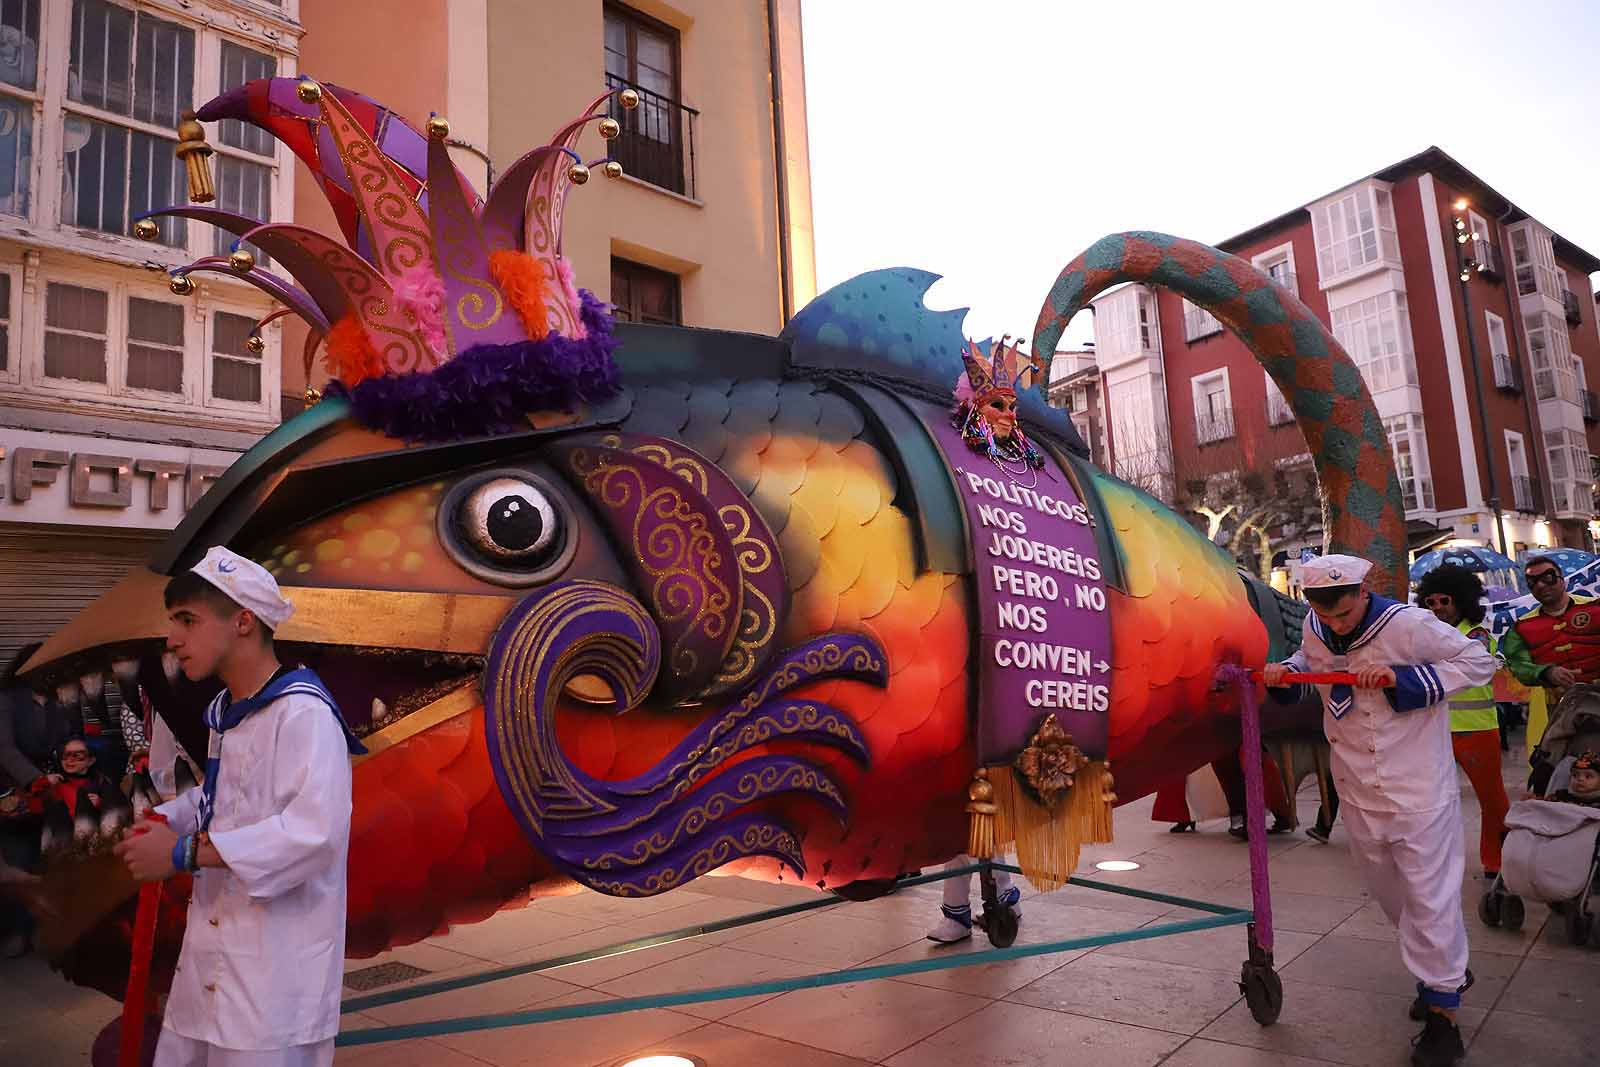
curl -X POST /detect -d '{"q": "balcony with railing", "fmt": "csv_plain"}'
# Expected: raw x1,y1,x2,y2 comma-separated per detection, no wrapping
605,75,700,199
1492,353,1522,392
1470,239,1503,281
1564,288,1584,325
1586,390,1598,422
1511,474,1539,512
1195,407,1235,445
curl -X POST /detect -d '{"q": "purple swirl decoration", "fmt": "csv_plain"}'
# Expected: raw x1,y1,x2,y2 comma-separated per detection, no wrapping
483,580,885,896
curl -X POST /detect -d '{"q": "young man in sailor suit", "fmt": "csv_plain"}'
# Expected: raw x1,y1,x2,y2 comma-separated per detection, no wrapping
1263,554,1496,1067
115,547,365,1067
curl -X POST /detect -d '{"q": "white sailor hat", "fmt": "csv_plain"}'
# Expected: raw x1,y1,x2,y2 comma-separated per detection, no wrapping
1299,553,1372,589
190,546,295,630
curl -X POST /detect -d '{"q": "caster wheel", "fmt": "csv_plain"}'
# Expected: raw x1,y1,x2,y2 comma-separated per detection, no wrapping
1565,902,1592,946
1240,964,1283,1025
1477,892,1501,928
983,906,1019,948
1501,895,1525,933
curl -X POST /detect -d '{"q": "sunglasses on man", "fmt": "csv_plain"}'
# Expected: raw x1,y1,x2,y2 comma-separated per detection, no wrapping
1422,594,1454,609
1527,568,1562,588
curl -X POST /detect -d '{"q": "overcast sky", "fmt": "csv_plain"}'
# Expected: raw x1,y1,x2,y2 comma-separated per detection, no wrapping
799,0,1600,349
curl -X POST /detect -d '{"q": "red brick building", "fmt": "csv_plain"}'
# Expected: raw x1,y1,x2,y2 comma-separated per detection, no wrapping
1089,147,1600,572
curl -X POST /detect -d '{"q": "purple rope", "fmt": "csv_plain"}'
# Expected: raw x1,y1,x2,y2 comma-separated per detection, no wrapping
1218,664,1274,952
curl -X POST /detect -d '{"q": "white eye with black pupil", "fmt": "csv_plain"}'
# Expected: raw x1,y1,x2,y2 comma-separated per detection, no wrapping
460,477,559,562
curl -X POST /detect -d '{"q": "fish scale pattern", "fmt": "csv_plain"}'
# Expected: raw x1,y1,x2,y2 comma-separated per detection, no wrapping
577,377,976,885
1033,231,1408,597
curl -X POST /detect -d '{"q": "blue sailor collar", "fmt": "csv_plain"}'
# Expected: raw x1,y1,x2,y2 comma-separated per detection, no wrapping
204,665,366,755
1308,593,1408,656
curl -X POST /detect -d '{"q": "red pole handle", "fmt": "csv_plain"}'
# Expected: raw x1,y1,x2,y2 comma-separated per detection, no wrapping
120,813,166,1067
1249,670,1361,685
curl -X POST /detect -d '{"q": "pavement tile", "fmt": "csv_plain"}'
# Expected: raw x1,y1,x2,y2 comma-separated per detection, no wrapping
1091,918,1320,974
722,976,986,1061
1009,952,1244,1035
1468,1000,1600,1063
432,989,701,1067
881,999,1184,1067
616,1021,877,1066
723,908,926,968
595,944,824,1020
1280,934,1520,1004
1158,1037,1342,1066
1494,954,1600,1022
1198,978,1487,1066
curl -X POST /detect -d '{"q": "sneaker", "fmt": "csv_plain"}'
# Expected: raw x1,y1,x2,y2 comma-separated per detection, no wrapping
1228,814,1247,839
1306,824,1331,844
1000,884,1022,923
1268,815,1294,835
927,905,973,944
1409,970,1473,1022
1168,821,1196,833
1410,1011,1465,1066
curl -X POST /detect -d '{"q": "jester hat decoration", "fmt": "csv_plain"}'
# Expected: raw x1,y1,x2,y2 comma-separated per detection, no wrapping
138,77,633,441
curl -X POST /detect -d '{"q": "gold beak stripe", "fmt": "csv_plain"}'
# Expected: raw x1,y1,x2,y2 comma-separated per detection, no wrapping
276,587,514,653
354,682,482,766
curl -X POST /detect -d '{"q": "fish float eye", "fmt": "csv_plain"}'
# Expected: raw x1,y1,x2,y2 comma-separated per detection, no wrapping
462,478,559,562
438,471,577,585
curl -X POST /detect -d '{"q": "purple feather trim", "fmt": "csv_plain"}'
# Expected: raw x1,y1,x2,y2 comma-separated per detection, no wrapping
327,290,620,441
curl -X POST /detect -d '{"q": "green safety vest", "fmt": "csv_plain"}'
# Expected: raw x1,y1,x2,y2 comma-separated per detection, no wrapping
1449,617,1499,733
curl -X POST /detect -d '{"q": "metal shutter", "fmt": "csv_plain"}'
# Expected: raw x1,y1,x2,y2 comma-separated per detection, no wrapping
0,531,162,677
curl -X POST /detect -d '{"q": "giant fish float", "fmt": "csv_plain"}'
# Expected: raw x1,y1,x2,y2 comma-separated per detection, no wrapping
21,78,1409,999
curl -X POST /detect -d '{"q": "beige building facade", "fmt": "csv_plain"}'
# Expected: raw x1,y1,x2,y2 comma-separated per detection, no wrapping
284,0,816,400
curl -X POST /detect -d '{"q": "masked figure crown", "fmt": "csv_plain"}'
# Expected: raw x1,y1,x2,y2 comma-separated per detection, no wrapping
959,333,1034,400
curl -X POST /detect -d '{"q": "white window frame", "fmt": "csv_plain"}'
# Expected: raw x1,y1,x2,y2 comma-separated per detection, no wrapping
1252,241,1299,298
1485,310,1509,360
204,306,268,412
24,0,297,265
1181,297,1223,342
1527,309,1578,404
1265,370,1294,426
1505,429,1533,512
1311,180,1400,288
16,263,278,422
0,260,23,385
1329,290,1419,394
1191,367,1234,444
1384,413,1434,516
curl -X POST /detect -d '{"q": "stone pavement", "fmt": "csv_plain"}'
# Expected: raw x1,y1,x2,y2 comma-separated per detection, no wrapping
7,735,1598,1066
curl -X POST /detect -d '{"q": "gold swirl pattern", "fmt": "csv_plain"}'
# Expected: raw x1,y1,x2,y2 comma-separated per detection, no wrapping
586,824,802,897
491,582,660,831
577,701,860,834
262,223,432,373
569,447,738,685
425,131,509,346
525,168,580,337
315,86,439,286
579,764,842,869
736,641,884,714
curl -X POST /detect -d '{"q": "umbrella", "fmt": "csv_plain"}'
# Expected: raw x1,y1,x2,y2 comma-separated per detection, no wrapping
1409,545,1517,582
1526,547,1599,576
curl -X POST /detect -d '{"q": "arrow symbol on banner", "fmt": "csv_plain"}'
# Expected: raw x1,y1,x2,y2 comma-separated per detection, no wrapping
1095,660,1111,673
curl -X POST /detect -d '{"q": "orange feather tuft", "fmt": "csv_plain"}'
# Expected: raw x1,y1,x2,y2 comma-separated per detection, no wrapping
325,314,386,386
488,250,552,340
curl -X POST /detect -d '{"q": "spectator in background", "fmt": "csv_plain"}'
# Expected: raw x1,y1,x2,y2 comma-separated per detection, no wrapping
1417,565,1511,880
0,643,83,790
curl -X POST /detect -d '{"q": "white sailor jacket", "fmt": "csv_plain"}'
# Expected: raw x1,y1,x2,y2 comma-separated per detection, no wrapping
156,692,353,1050
1274,594,1497,814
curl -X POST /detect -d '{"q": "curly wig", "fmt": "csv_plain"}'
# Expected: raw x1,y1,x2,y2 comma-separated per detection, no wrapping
1415,563,1487,624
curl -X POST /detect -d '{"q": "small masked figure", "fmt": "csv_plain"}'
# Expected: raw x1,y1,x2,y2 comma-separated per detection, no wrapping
953,335,1045,477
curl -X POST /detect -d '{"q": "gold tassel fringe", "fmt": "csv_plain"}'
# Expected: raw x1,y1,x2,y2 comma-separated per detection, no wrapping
987,760,1116,891
965,767,998,859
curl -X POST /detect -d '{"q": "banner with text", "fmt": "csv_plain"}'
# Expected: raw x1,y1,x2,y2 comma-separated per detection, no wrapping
920,414,1113,762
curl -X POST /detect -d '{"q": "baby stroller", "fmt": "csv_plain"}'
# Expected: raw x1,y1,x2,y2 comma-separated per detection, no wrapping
1479,684,1600,944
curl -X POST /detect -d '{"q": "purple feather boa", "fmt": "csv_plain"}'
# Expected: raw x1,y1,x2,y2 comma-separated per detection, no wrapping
327,290,621,441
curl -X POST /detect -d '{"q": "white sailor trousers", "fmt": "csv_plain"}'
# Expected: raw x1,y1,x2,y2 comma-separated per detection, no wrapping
1342,797,1469,995
153,1031,335,1067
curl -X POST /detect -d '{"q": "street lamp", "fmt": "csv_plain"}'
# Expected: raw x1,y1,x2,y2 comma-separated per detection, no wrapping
1450,198,1509,556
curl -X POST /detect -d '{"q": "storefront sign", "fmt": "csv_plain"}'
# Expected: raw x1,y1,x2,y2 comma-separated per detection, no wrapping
0,429,242,530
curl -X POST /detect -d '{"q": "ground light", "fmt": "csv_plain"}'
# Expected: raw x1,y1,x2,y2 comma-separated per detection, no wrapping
1094,860,1141,872
617,1056,706,1067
